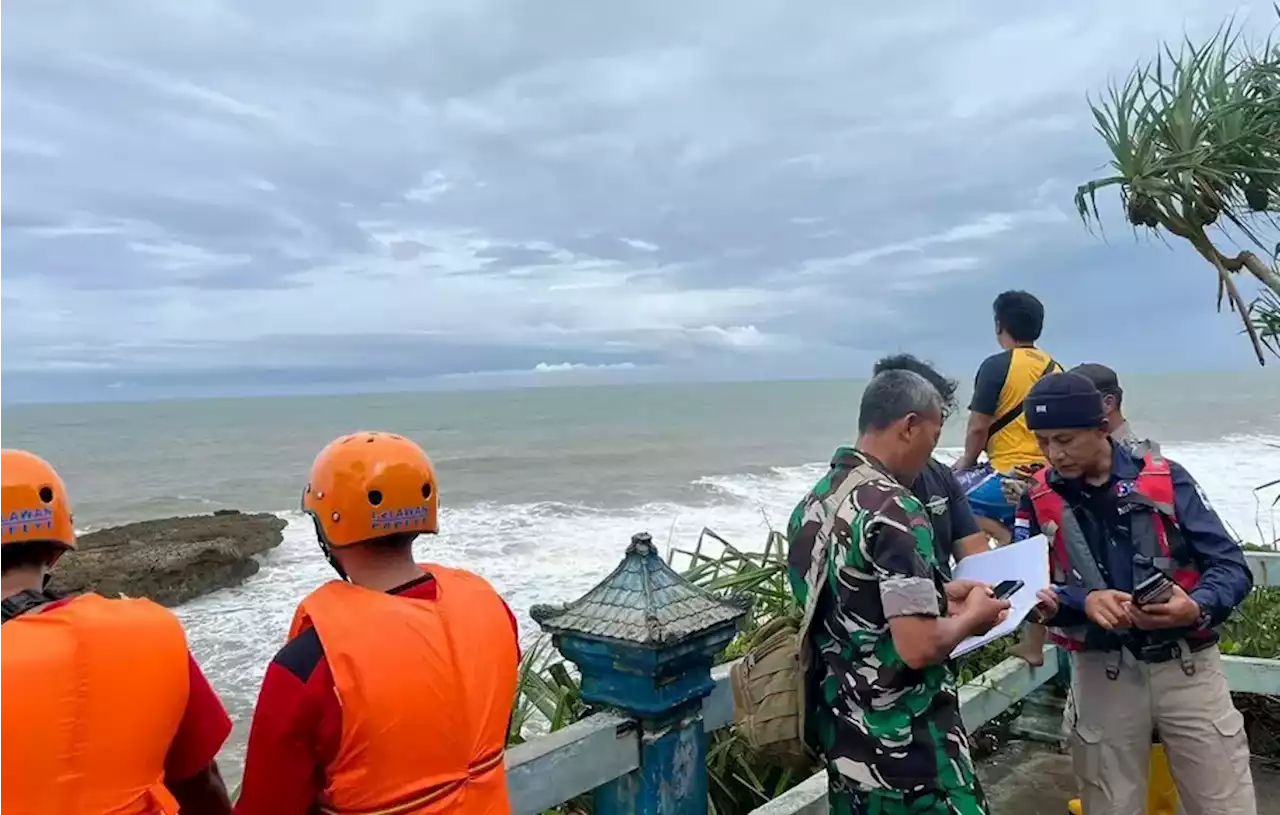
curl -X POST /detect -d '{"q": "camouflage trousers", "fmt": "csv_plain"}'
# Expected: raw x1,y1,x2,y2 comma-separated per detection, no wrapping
828,773,990,815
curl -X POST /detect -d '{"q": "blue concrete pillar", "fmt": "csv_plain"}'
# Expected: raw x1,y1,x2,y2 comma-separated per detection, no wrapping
530,533,748,815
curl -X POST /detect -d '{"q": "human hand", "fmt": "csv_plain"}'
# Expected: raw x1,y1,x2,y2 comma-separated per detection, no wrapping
1010,464,1040,479
960,586,1011,636
1001,479,1028,505
1029,588,1059,623
1084,589,1134,630
944,579,991,605
1000,464,1039,504
1126,584,1202,630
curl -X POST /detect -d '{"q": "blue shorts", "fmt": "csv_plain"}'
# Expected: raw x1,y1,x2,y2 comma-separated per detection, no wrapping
954,463,1015,529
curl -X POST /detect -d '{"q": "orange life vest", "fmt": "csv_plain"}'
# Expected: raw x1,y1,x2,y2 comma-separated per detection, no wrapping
288,564,519,815
1028,452,1207,652
0,593,190,815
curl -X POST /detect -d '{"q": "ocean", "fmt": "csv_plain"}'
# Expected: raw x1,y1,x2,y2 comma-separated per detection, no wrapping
3,375,1279,778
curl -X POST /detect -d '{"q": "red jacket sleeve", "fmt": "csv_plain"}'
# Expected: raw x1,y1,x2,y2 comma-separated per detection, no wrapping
164,654,232,782
233,661,325,815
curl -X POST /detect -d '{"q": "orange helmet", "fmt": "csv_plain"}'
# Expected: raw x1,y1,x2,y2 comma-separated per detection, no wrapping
302,431,439,548
1,449,76,550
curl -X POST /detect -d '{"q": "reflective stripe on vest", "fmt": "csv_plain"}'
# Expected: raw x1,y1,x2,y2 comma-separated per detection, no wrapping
290,564,519,815
1028,452,1205,651
0,593,189,815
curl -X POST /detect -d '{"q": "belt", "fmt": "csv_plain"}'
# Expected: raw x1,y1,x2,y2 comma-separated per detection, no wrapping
1130,639,1199,665
1099,637,1207,680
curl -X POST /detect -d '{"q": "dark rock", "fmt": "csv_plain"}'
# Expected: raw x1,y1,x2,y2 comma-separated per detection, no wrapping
49,512,288,607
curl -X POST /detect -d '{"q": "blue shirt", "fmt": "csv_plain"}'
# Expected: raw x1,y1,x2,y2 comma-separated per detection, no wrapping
1013,442,1253,629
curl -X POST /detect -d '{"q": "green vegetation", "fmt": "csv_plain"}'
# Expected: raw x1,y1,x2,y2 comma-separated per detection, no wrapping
511,527,1280,811
1074,12,1280,362
506,528,1026,813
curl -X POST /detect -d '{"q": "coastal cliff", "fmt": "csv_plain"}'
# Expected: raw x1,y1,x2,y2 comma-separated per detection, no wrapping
50,509,288,607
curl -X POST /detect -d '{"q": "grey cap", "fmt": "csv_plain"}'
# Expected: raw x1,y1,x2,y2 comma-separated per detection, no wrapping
1068,362,1122,398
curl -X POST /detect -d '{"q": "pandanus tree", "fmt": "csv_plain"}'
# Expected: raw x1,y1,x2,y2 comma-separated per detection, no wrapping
1074,13,1280,363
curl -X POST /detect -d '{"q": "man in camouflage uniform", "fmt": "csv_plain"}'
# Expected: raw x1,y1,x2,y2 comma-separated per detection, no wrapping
787,370,1010,814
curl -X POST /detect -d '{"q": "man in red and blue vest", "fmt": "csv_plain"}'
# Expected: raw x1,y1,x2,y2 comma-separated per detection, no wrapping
1015,372,1256,815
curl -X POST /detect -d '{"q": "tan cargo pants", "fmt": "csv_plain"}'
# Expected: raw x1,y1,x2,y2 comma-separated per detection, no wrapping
1062,685,1190,815
1068,644,1256,815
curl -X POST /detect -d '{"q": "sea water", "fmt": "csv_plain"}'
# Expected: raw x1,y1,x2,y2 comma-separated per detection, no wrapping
4,375,1278,776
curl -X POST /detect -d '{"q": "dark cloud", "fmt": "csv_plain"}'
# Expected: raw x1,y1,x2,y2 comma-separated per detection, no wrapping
2,0,1274,403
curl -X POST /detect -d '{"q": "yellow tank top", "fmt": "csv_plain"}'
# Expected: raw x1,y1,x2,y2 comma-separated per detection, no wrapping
988,347,1063,472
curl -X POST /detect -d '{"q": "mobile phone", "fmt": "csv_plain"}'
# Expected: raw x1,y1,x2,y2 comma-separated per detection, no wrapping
1134,571,1175,606
992,580,1024,600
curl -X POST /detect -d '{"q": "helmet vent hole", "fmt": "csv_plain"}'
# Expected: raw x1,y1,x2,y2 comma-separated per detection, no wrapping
38,487,54,503
367,489,383,506
365,436,375,443
421,483,433,500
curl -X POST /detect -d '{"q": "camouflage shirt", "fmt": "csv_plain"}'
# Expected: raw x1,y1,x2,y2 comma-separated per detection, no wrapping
1111,421,1159,458
786,447,983,805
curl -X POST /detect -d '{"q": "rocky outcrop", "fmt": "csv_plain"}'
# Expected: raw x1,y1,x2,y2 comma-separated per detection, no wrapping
49,510,288,607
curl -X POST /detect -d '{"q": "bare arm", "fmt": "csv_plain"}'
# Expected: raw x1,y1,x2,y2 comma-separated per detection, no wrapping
866,494,1006,671
942,467,989,559
890,613,982,670
955,353,1008,470
954,532,992,560
956,412,994,470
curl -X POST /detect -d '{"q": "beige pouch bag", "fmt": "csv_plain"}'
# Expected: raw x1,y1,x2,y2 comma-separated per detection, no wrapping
730,469,872,768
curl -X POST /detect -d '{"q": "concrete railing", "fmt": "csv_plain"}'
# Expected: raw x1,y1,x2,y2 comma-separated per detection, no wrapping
507,550,1280,815
506,647,1066,815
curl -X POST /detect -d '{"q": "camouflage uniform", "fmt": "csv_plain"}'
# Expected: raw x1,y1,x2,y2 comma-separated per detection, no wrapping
1110,421,1158,457
786,447,988,815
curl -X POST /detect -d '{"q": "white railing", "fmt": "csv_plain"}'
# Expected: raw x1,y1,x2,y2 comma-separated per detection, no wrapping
506,551,1280,815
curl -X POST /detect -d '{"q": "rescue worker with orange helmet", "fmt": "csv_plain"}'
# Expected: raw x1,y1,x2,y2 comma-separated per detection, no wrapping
235,432,521,815
0,449,234,815
1016,375,1256,815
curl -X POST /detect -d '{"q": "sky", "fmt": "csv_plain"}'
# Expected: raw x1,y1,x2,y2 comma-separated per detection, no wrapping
3,1,1278,404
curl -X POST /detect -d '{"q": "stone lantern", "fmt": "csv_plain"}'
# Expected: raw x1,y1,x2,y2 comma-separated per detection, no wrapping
531,532,750,815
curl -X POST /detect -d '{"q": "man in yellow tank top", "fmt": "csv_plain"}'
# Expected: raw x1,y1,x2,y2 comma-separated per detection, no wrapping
953,291,1063,544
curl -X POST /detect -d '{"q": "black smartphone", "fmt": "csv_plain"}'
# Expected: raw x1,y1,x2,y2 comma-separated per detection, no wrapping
992,580,1024,600
1134,571,1175,606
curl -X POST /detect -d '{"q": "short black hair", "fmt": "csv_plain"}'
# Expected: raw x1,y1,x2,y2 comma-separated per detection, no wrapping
1069,363,1123,408
993,290,1045,343
858,369,943,434
1,541,62,575
873,354,959,420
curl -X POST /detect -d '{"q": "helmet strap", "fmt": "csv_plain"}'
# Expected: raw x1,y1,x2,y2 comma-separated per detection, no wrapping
320,539,349,582
309,515,350,582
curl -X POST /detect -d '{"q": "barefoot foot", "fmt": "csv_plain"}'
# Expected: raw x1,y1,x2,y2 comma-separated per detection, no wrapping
1007,640,1045,667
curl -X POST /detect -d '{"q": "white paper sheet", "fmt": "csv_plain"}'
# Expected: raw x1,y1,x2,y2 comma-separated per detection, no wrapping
949,534,1051,659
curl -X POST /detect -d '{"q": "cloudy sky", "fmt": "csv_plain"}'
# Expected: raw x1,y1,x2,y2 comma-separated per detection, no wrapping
2,1,1276,403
